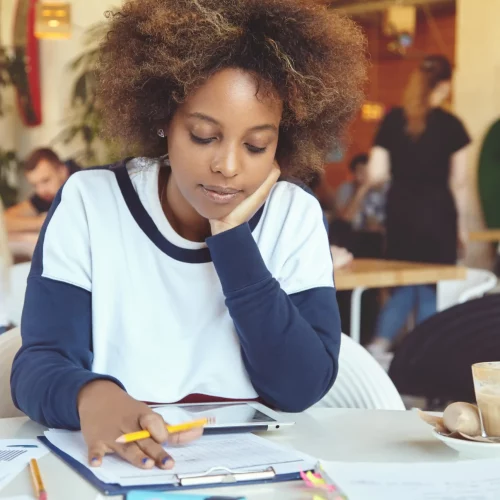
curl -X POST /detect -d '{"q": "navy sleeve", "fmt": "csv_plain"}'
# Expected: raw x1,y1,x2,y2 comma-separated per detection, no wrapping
11,186,124,430
206,223,341,412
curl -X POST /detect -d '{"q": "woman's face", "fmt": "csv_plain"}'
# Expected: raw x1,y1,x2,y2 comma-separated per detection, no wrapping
165,68,283,221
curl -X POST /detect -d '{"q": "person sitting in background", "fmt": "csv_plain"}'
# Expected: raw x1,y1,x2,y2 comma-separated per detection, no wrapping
336,153,388,233
309,171,337,223
5,148,80,234
332,154,388,343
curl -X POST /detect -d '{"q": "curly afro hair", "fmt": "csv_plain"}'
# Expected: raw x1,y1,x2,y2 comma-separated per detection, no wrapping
97,0,366,181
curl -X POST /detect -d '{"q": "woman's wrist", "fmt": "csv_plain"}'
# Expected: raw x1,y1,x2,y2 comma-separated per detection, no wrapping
209,220,238,236
78,379,124,415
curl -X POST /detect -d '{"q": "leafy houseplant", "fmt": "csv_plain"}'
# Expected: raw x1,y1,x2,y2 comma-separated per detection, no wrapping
0,45,13,117
56,21,128,165
0,149,20,208
0,45,21,206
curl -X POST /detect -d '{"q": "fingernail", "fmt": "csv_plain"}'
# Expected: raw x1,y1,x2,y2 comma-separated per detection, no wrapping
142,457,153,466
91,458,100,465
161,456,172,466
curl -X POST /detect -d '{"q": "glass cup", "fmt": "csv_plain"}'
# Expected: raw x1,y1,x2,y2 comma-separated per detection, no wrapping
472,362,500,437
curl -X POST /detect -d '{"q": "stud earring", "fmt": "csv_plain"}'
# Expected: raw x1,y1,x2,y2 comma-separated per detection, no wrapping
158,129,165,138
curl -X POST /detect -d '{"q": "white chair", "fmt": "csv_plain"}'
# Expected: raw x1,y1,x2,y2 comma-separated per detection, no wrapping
437,268,498,312
7,262,31,326
315,334,405,410
0,327,24,418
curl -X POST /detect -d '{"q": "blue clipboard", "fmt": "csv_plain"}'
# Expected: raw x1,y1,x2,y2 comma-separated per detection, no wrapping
38,436,304,496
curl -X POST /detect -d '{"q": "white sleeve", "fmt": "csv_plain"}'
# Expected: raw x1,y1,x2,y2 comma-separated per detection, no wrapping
264,184,334,295
38,175,92,291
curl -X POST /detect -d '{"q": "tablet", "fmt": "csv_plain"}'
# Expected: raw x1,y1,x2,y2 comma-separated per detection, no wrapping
150,402,295,432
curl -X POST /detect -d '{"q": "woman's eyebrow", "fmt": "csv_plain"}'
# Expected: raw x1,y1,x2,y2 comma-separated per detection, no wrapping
188,112,278,133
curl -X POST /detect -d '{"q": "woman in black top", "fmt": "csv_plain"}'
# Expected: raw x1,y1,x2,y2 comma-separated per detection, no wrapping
367,55,470,354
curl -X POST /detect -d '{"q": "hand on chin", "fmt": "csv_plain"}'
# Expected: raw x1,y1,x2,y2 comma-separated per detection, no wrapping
209,164,280,236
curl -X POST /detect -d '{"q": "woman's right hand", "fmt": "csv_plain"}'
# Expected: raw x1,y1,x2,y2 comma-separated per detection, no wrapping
78,380,203,469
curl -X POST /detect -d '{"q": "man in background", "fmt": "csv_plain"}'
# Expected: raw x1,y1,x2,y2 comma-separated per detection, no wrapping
5,148,79,234
336,153,388,234
334,153,389,344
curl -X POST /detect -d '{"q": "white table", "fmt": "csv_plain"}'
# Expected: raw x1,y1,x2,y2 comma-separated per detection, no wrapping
0,408,462,499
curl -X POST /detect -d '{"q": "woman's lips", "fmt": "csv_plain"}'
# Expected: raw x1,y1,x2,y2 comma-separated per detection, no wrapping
200,185,242,204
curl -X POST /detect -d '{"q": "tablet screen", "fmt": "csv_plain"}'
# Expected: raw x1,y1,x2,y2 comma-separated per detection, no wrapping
153,403,276,427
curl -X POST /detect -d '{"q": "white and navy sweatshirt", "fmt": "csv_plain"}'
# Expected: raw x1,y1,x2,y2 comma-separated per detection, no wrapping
11,157,341,429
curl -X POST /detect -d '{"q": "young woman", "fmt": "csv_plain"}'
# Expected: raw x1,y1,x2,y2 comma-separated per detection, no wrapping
11,0,366,470
366,55,470,354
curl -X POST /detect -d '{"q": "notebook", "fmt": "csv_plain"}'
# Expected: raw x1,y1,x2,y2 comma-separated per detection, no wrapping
40,429,316,496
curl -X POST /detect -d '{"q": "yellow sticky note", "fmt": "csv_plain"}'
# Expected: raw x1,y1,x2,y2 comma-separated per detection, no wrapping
306,471,326,486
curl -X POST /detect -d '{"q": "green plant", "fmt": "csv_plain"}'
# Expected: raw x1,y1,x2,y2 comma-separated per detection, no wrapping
0,45,14,117
0,45,21,205
55,21,127,165
0,149,20,207
53,22,104,164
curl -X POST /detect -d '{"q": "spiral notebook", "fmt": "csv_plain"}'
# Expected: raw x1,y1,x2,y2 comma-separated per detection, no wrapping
39,429,316,496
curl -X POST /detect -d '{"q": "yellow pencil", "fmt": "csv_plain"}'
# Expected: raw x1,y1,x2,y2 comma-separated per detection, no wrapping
116,418,209,443
29,458,48,500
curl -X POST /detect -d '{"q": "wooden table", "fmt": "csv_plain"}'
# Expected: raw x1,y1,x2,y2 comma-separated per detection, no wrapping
335,259,467,343
468,229,500,243
469,230,500,262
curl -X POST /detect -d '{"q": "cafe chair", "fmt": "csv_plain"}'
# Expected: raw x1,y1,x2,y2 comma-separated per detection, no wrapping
437,268,497,312
315,334,405,411
0,327,24,418
7,262,31,326
389,293,500,405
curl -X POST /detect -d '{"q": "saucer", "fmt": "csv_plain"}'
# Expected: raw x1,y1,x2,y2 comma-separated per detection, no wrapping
433,430,500,459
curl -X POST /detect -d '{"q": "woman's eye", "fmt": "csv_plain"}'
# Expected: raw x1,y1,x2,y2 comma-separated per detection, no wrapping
190,133,216,145
246,144,267,154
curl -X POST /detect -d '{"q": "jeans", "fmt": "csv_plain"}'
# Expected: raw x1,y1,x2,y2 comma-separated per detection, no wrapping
375,285,437,341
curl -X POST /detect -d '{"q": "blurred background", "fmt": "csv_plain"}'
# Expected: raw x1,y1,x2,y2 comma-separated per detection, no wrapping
1,0,498,266
1,2,500,394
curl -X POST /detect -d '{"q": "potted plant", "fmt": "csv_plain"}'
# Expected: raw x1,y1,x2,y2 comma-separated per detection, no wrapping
0,44,20,206
55,21,129,165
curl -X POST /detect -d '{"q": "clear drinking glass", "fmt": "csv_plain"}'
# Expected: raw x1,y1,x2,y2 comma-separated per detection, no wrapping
472,362,500,438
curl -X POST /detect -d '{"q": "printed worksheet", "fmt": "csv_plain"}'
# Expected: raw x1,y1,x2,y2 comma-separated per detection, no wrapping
322,458,500,500
45,430,315,487
0,439,48,490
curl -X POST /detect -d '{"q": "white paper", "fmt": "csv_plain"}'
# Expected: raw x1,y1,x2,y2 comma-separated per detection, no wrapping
0,439,49,491
5,497,38,500
45,429,315,487
322,459,500,500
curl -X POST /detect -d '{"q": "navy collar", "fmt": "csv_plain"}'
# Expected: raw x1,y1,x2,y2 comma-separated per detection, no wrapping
112,162,264,264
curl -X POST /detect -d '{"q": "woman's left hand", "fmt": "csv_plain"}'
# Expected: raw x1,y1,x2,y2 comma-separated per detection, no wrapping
209,163,281,235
